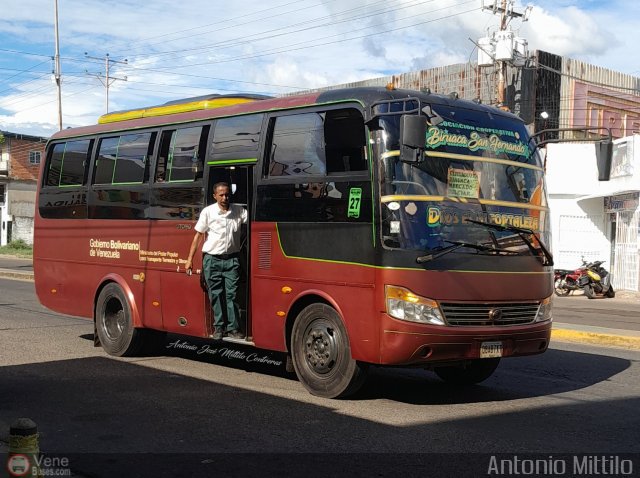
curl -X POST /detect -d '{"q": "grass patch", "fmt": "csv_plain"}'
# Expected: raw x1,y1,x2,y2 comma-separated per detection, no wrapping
0,239,33,258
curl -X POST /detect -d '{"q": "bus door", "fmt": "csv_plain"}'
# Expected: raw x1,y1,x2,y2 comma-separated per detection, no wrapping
206,166,252,339
151,188,208,338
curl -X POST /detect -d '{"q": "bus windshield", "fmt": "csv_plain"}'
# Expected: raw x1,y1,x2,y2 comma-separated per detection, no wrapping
374,105,550,255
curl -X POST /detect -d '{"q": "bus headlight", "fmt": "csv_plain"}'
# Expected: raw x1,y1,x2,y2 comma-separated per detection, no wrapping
534,296,553,322
385,285,445,325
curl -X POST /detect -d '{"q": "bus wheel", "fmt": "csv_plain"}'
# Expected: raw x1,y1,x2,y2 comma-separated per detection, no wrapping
95,283,144,357
291,304,367,399
434,358,500,385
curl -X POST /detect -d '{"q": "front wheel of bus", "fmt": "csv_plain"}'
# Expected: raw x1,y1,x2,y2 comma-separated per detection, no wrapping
95,283,144,357
434,358,500,385
291,304,367,399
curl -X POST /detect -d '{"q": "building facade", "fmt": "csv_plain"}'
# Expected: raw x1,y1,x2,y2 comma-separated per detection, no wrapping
0,131,48,246
546,137,640,292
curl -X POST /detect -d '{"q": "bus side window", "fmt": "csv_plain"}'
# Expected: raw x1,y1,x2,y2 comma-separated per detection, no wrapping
324,109,367,174
45,140,92,187
267,113,326,178
155,125,209,183
155,130,174,183
94,132,154,185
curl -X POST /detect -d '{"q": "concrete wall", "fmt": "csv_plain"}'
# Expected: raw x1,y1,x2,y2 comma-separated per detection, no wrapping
6,181,36,245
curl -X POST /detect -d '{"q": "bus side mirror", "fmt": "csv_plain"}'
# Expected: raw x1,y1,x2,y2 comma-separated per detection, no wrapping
400,115,427,162
596,140,613,181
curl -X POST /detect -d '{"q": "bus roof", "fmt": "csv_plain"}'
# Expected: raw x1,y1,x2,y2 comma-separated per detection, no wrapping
50,87,523,141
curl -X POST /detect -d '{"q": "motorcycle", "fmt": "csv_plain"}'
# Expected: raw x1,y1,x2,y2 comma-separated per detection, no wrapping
554,263,587,296
580,260,615,299
554,259,615,298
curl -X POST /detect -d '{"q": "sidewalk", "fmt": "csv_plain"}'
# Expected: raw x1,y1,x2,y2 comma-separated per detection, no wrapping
1,255,639,350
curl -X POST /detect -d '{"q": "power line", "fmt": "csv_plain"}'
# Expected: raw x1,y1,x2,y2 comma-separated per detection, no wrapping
151,3,480,70
0,1,476,100
127,1,476,74
0,73,52,97
119,0,340,55
130,0,437,62
534,63,640,94
0,60,49,86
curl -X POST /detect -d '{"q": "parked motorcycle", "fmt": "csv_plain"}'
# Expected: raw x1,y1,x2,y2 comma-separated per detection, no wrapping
554,259,615,298
580,260,615,299
554,263,587,296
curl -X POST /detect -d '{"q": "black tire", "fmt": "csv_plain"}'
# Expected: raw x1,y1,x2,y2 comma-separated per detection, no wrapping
554,278,571,297
583,284,595,299
290,303,368,398
434,358,500,385
605,285,615,298
95,282,146,357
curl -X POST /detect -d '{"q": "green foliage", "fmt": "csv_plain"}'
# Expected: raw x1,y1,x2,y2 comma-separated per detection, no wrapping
0,239,33,257
0,133,4,145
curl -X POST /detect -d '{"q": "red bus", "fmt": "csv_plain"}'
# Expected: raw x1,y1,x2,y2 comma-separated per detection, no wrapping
35,87,556,398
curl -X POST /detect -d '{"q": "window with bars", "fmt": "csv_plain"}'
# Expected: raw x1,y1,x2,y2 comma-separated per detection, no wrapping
29,151,41,165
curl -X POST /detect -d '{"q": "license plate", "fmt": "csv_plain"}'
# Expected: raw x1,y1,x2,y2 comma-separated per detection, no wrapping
480,341,503,358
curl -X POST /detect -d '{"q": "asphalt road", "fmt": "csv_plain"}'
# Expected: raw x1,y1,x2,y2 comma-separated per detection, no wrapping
554,294,640,332
1,278,639,477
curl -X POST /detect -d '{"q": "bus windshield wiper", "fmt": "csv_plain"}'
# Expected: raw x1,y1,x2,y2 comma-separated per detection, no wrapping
415,240,515,264
464,218,554,266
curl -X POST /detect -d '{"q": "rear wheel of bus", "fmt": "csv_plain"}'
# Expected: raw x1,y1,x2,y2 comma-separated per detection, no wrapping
95,282,147,357
434,358,501,385
290,303,368,399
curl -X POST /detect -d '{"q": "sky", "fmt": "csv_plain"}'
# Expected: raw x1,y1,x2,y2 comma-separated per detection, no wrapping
0,0,638,138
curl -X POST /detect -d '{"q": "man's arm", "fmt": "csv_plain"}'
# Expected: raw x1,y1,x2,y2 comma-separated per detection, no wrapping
185,231,204,274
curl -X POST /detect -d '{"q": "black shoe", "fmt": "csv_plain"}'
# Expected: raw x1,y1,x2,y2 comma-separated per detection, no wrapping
227,330,245,340
212,329,223,340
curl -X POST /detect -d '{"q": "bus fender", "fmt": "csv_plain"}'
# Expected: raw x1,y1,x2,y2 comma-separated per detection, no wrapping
94,273,143,328
284,289,348,351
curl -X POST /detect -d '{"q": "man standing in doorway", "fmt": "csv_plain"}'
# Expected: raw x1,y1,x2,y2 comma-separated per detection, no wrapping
186,182,247,340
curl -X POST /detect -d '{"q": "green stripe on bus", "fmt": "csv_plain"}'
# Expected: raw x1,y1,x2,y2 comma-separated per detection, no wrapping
207,158,258,165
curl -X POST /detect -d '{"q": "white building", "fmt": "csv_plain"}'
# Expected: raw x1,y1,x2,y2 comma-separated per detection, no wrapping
546,135,640,291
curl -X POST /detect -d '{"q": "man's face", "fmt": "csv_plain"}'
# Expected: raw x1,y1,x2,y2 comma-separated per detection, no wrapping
214,186,231,210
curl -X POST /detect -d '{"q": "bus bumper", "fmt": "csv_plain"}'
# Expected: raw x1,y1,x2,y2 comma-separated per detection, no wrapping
378,314,552,366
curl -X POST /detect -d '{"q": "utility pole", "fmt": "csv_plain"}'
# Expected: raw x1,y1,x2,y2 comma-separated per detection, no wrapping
85,53,128,114
481,0,530,110
53,0,62,130
497,0,508,109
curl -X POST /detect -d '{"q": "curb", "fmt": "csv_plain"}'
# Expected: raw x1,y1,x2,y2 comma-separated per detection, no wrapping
0,269,34,281
552,327,640,350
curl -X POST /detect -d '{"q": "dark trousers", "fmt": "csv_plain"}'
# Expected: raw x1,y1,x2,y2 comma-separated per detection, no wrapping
203,253,240,332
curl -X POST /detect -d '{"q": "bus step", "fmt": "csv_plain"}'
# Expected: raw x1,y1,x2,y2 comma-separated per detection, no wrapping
222,336,254,346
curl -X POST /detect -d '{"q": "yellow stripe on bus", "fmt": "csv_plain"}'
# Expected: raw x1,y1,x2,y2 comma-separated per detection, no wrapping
424,151,543,171
381,150,543,172
98,97,257,124
381,195,549,212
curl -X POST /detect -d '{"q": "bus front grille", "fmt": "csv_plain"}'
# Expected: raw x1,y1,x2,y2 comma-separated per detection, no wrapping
439,302,540,326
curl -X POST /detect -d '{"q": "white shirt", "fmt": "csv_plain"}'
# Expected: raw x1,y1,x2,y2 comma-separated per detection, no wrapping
194,203,248,255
